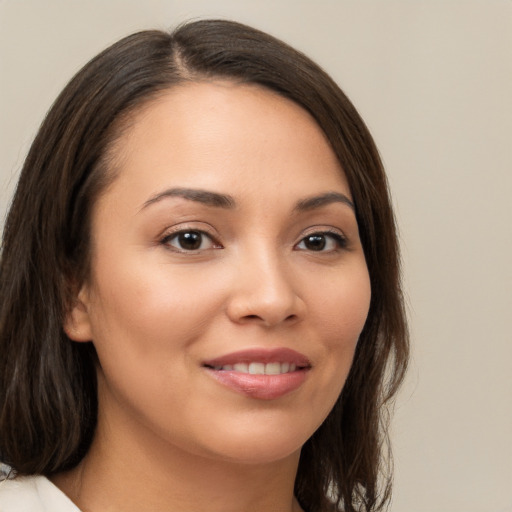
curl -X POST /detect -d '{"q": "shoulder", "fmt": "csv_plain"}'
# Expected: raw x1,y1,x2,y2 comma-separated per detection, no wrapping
0,475,43,512
0,474,80,512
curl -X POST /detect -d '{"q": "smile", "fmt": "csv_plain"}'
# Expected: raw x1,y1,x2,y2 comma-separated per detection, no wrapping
207,362,298,374
202,348,311,400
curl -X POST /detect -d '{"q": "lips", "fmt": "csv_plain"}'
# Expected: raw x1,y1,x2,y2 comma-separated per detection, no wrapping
202,348,311,400
210,362,298,375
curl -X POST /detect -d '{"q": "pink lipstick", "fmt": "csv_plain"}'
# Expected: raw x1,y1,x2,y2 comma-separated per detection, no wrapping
202,348,311,400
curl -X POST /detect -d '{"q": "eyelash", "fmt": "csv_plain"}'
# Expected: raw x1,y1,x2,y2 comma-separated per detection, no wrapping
160,229,348,253
295,230,348,252
160,229,221,252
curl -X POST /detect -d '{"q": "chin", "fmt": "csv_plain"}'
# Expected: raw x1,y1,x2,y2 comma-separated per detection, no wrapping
190,416,316,466
211,440,303,466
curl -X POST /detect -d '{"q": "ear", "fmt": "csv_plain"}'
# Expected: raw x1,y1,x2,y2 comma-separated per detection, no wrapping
63,285,93,342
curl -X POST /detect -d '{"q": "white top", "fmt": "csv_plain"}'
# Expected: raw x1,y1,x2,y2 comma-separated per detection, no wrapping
0,475,80,512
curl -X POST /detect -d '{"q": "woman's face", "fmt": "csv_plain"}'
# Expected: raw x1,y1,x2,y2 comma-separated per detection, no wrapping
68,81,371,465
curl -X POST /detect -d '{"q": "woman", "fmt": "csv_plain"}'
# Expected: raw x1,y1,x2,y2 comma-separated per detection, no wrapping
0,19,408,512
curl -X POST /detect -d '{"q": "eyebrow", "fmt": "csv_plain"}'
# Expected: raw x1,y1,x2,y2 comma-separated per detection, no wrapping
140,187,354,212
294,191,355,212
141,187,236,210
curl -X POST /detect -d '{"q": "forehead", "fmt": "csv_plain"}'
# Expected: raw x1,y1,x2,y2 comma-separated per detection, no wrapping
101,80,350,209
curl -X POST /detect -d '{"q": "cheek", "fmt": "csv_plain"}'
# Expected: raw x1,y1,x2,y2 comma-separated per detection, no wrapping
307,263,371,397
85,260,227,429
87,249,226,346
84,256,234,419
313,261,371,342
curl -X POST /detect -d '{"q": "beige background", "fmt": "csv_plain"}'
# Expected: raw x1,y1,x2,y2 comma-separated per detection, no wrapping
1,1,511,511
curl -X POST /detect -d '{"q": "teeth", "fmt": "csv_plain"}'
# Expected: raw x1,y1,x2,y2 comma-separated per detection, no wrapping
265,362,281,375
215,362,300,375
248,362,265,375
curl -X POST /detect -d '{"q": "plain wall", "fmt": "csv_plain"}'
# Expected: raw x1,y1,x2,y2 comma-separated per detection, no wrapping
1,1,511,511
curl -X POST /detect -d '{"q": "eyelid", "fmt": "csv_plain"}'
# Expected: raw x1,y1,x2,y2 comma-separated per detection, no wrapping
158,221,219,240
159,224,223,253
294,228,348,252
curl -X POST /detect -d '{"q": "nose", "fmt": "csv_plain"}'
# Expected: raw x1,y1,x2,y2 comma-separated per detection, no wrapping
226,249,306,327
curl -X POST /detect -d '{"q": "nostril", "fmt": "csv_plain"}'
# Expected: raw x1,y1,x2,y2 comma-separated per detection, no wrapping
227,292,305,327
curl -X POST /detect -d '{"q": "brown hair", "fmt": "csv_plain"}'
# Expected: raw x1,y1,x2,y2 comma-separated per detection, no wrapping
0,19,408,512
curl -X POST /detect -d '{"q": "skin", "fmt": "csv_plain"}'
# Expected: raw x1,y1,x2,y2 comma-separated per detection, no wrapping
57,81,371,512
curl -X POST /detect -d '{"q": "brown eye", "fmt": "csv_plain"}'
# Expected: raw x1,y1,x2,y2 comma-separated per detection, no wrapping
177,231,202,250
303,234,326,251
162,230,216,251
296,232,347,252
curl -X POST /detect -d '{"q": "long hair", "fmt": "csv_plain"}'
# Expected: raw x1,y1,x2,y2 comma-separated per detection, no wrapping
0,19,408,512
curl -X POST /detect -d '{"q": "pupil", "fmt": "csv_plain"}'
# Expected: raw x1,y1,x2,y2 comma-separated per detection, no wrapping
305,235,325,251
179,231,202,250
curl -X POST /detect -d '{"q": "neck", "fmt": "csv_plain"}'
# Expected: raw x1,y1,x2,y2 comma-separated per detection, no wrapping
52,386,303,512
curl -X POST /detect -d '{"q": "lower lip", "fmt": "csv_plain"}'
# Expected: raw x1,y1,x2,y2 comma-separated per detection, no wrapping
205,368,309,400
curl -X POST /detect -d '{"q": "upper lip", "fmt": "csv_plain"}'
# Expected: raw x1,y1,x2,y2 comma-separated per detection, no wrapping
202,348,311,368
